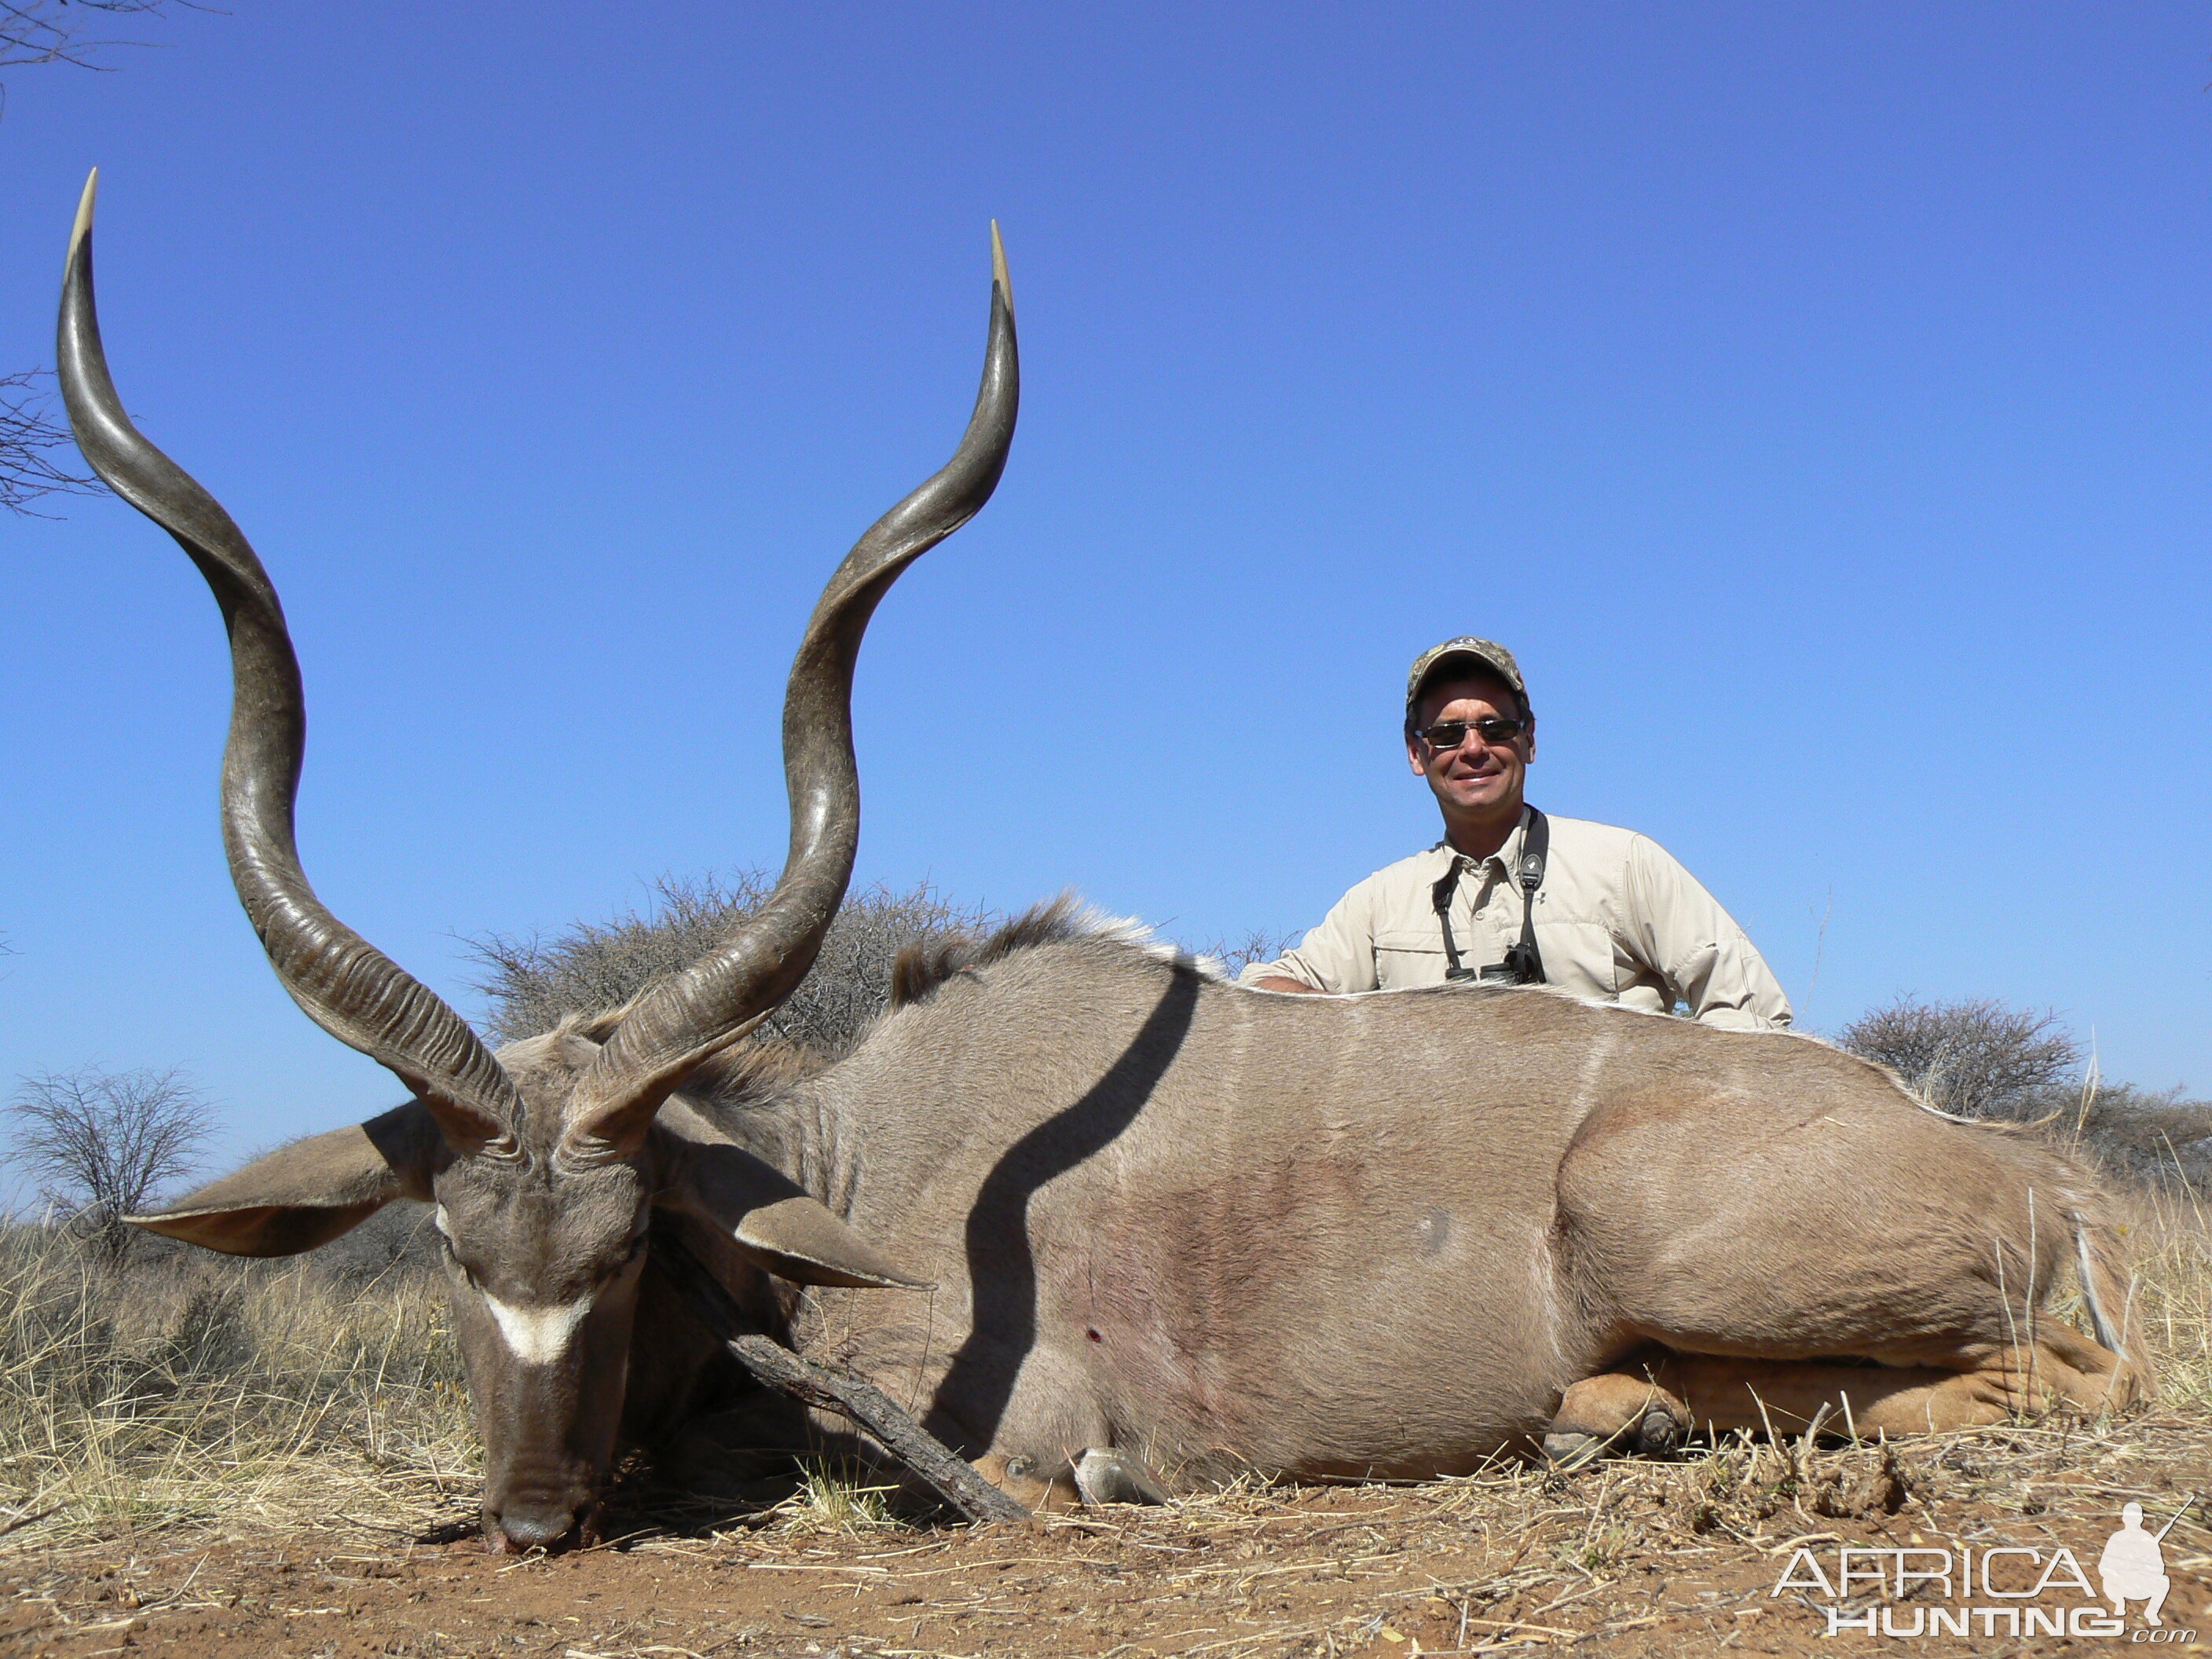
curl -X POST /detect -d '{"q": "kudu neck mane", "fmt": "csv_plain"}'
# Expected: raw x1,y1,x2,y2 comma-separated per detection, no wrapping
529,897,1218,1119
884,895,1212,1009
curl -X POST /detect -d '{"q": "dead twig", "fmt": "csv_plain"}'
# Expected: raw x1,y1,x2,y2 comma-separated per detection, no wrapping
650,1233,1028,1525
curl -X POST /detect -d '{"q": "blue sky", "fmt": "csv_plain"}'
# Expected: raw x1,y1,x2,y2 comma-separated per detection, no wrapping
2,4,2207,1176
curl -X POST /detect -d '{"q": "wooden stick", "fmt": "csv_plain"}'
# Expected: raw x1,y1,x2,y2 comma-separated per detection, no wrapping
653,1233,1030,1524
2154,1492,2199,1544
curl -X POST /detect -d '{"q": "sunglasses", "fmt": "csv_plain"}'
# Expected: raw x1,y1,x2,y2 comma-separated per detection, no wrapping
1415,716,1528,752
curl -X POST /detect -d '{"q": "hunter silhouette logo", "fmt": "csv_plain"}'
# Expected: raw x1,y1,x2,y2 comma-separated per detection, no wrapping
1772,1494,2200,1639
2100,1497,2193,1628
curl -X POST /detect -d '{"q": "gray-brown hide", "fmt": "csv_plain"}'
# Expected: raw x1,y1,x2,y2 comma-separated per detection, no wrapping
57,171,2143,1547
621,908,2148,1496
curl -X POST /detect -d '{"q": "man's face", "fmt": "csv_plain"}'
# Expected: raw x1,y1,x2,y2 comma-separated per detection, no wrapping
1406,676,1534,824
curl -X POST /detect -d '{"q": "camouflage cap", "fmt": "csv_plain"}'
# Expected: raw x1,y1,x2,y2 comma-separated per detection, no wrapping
1404,636,1528,717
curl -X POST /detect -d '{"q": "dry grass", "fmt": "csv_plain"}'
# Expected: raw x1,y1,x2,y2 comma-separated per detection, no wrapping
2119,1183,2212,1412
0,1228,476,1550
0,1207,2207,1659
6,1418,2209,1657
0,1185,2206,1564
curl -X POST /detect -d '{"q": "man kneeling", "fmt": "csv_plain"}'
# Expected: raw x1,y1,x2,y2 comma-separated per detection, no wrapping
1242,635,1791,1031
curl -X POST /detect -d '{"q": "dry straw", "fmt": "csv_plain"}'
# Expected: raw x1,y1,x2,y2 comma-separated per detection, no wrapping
0,1181,2205,1558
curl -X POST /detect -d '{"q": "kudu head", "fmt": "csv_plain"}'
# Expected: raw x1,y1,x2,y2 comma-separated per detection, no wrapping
57,173,1018,1550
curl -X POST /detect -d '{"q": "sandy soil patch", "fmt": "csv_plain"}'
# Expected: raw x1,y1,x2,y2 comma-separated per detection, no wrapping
6,1415,2207,1658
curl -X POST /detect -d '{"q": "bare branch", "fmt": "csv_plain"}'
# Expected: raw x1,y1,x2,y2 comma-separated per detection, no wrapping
6,1064,214,1259
652,1230,1030,1523
0,370,101,514
1189,926,1303,979
0,1,196,75
1836,994,2081,1119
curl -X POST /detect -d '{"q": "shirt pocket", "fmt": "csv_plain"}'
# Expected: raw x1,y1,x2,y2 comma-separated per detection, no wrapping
1533,917,1624,1002
1372,926,1448,991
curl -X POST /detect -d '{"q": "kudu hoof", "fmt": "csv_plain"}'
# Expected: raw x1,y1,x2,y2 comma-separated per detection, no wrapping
1071,1447,1170,1506
1542,1431,1607,1470
1549,1369,1694,1468
1631,1405,1684,1454
1544,1406,1689,1469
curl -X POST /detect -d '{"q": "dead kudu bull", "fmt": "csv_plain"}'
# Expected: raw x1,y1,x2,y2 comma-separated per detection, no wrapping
60,175,2145,1549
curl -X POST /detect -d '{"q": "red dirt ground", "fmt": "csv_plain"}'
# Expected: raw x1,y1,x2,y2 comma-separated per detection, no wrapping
5,1419,2208,1658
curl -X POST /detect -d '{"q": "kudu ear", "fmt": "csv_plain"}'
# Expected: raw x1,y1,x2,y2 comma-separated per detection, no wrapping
654,1124,930,1291
127,1101,444,1258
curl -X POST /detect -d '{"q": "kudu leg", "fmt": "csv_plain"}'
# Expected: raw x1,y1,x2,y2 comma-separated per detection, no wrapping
971,1452,1082,1511
1545,1368,1694,1468
1650,1354,2011,1437
2027,1317,2143,1410
653,1237,1029,1523
1548,1331,2130,1463
1653,1339,2123,1438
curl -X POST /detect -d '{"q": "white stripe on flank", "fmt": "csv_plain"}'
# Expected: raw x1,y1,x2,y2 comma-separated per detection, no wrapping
1567,1028,1619,1116
482,1291,595,1365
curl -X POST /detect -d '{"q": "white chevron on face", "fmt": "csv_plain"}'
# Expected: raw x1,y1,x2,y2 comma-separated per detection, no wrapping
481,1290,595,1365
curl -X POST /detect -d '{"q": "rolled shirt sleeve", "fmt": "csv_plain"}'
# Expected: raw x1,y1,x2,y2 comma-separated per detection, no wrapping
1621,833,1793,1031
1237,874,1385,993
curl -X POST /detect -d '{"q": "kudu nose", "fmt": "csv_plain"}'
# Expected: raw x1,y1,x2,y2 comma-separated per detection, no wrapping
489,1507,580,1554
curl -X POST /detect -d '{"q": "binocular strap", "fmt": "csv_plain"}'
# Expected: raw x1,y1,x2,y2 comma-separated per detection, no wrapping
1430,808,1549,985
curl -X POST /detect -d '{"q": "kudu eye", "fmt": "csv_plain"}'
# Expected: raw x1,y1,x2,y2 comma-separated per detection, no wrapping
438,1233,482,1291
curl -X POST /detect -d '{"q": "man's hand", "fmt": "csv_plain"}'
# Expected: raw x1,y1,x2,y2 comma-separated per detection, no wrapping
1251,976,1327,994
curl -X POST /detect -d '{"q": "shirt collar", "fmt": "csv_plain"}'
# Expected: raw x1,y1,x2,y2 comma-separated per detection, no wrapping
1429,805,1533,876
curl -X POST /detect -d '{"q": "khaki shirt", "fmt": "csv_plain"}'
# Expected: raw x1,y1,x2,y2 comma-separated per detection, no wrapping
1239,809,1793,1031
